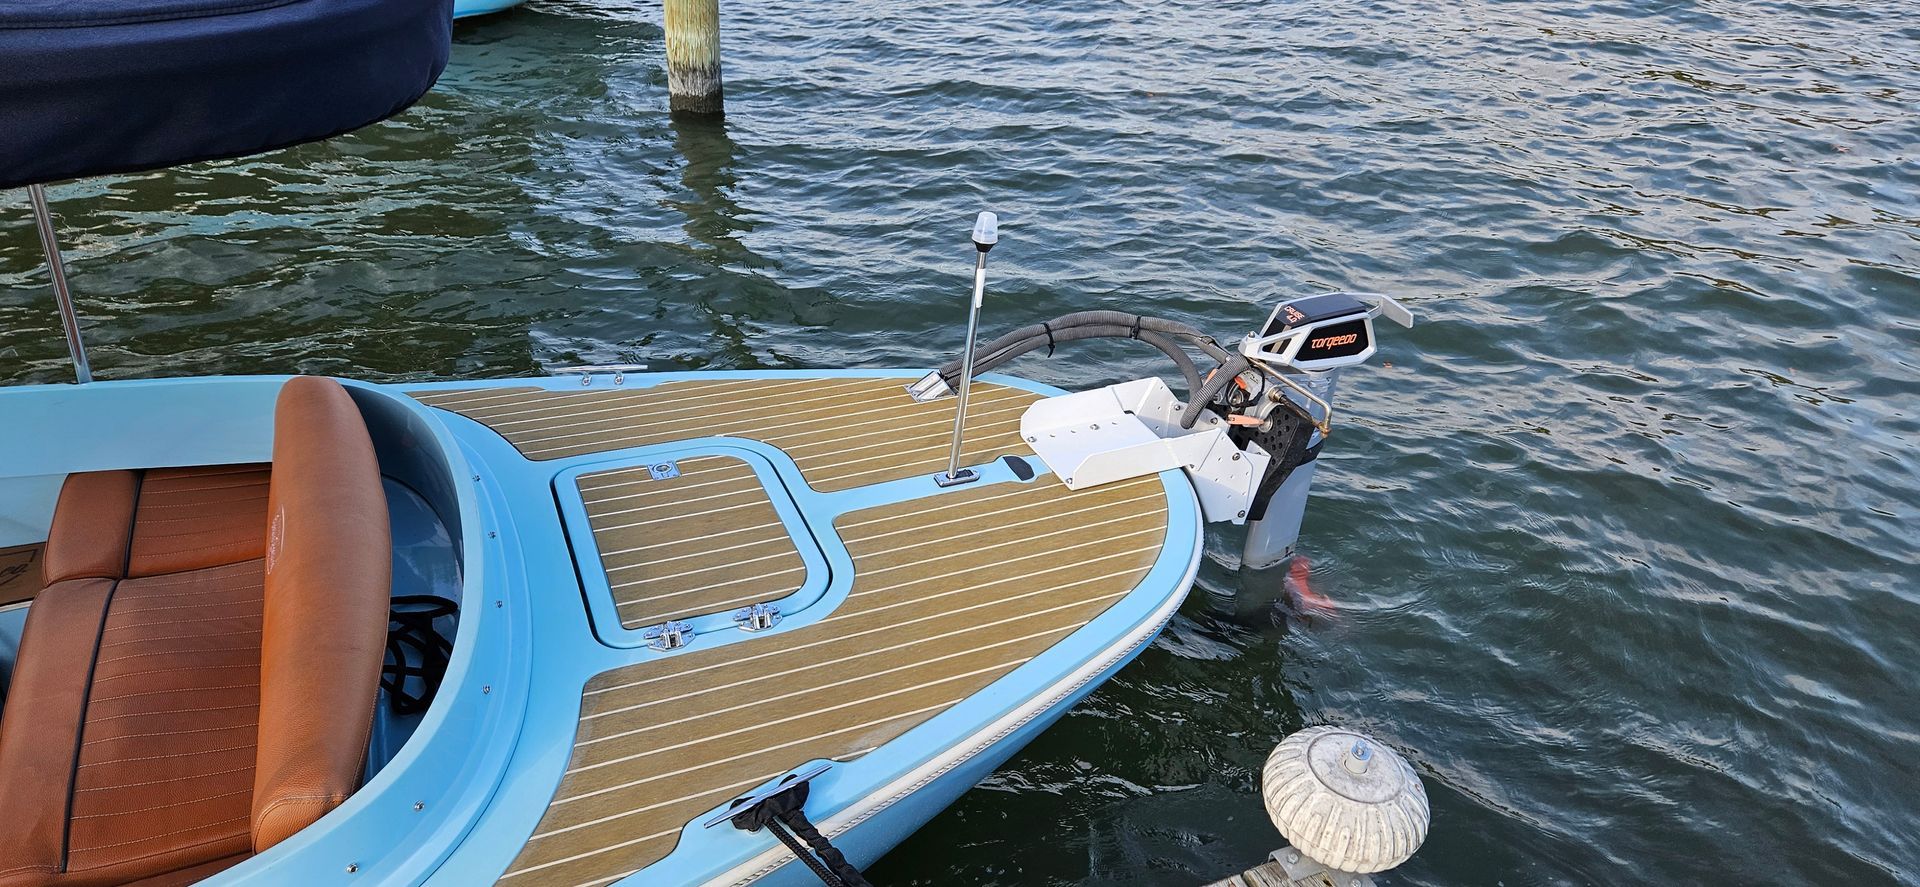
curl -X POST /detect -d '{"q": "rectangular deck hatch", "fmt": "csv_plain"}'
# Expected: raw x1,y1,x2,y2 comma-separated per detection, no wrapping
556,447,828,648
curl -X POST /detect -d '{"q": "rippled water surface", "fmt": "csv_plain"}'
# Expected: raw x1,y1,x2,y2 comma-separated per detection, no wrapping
4,0,1918,883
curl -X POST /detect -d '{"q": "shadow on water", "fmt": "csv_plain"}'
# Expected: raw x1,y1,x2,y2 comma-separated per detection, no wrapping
655,112,780,368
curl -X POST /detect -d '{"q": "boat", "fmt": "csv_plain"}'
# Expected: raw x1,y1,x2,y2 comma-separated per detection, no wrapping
454,0,523,21
0,2,1410,885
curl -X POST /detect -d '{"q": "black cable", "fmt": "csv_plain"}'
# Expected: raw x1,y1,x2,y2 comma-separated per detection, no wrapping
728,779,875,887
766,819,845,887
929,311,1248,405
382,595,457,715
779,808,874,887
935,311,1234,385
942,322,1208,396
1179,353,1252,429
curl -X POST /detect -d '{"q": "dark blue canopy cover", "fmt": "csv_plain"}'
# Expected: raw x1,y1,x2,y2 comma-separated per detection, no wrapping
0,0,451,189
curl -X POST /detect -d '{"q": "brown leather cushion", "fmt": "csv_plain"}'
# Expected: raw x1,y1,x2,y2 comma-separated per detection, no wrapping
126,467,271,578
251,377,391,851
0,376,392,885
0,563,265,887
41,466,271,586
39,471,138,585
0,577,117,887
63,562,265,884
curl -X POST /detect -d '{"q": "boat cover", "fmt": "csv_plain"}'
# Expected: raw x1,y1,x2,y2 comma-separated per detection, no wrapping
0,0,451,189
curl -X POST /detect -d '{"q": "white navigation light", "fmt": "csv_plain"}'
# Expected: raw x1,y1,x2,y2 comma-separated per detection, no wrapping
972,211,999,250
1261,726,1429,874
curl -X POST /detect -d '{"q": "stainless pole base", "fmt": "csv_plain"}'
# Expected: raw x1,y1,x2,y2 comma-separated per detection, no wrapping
934,468,980,488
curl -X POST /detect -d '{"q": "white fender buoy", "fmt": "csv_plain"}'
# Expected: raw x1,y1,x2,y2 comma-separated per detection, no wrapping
1261,726,1429,874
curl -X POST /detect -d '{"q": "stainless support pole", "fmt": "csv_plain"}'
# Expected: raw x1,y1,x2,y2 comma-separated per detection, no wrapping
27,184,92,384
938,251,990,486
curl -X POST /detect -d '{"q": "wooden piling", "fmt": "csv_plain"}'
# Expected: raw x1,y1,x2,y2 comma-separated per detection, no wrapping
663,0,723,116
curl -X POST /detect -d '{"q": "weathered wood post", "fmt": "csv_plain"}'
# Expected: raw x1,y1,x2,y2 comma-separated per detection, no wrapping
663,0,723,116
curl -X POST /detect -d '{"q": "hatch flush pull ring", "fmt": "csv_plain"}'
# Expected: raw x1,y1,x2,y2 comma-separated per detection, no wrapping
719,773,874,887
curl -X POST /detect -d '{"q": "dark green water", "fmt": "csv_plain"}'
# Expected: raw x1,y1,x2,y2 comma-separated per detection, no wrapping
3,1,1917,883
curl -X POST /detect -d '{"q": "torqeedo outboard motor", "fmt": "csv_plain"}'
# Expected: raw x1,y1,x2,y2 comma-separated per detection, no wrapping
913,291,1412,569
1226,292,1412,567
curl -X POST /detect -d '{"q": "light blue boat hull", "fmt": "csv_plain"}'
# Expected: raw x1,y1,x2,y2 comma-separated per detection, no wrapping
0,371,1202,886
453,0,523,20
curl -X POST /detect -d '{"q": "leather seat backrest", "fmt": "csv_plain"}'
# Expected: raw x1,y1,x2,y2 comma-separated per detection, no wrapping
250,377,392,851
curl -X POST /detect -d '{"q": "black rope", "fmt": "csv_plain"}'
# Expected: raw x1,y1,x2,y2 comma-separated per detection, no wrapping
381,595,456,716
779,807,871,887
729,779,874,887
1041,320,1056,356
766,819,845,887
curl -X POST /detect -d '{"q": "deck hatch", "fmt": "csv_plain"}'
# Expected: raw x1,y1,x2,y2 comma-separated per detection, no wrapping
559,451,829,645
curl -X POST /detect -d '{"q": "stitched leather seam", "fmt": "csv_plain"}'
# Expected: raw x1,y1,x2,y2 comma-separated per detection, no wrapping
129,499,268,514
91,662,257,685
137,478,270,494
91,645,259,664
106,598,262,617
129,525,261,542
66,815,249,855
86,681,260,704
81,702,258,726
75,762,255,791
104,584,258,602
84,721,259,747
95,644,260,666
100,627,261,648
144,466,267,479
63,543,131,872
102,613,261,634
134,510,265,525
109,595,262,614
102,560,263,588
129,537,265,556
57,467,141,870
78,741,257,768
65,829,253,877
70,788,254,821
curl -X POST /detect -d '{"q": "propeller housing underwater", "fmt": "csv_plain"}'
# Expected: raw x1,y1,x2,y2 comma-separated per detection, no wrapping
915,290,1411,569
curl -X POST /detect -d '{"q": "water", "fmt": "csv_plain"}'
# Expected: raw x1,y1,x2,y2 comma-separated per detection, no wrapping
3,0,1916,883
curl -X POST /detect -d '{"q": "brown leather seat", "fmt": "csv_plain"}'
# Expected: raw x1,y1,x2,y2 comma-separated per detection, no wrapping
0,377,392,887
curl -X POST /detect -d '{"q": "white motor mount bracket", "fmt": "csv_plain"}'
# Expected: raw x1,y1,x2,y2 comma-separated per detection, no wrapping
1019,378,1270,524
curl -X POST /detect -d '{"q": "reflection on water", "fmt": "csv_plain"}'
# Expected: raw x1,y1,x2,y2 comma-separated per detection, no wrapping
4,0,1920,883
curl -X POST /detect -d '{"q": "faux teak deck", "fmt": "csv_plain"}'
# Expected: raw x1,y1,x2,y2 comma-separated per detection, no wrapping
414,378,1174,886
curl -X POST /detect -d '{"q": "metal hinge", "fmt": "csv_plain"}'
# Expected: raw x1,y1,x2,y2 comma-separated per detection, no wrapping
732,603,780,632
643,620,694,651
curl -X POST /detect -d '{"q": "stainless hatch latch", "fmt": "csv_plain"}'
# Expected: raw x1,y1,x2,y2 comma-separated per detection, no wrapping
550,363,650,386
732,603,780,632
643,620,695,651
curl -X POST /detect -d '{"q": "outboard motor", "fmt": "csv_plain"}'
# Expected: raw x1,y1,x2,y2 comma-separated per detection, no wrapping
1230,293,1412,568
914,292,1411,570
